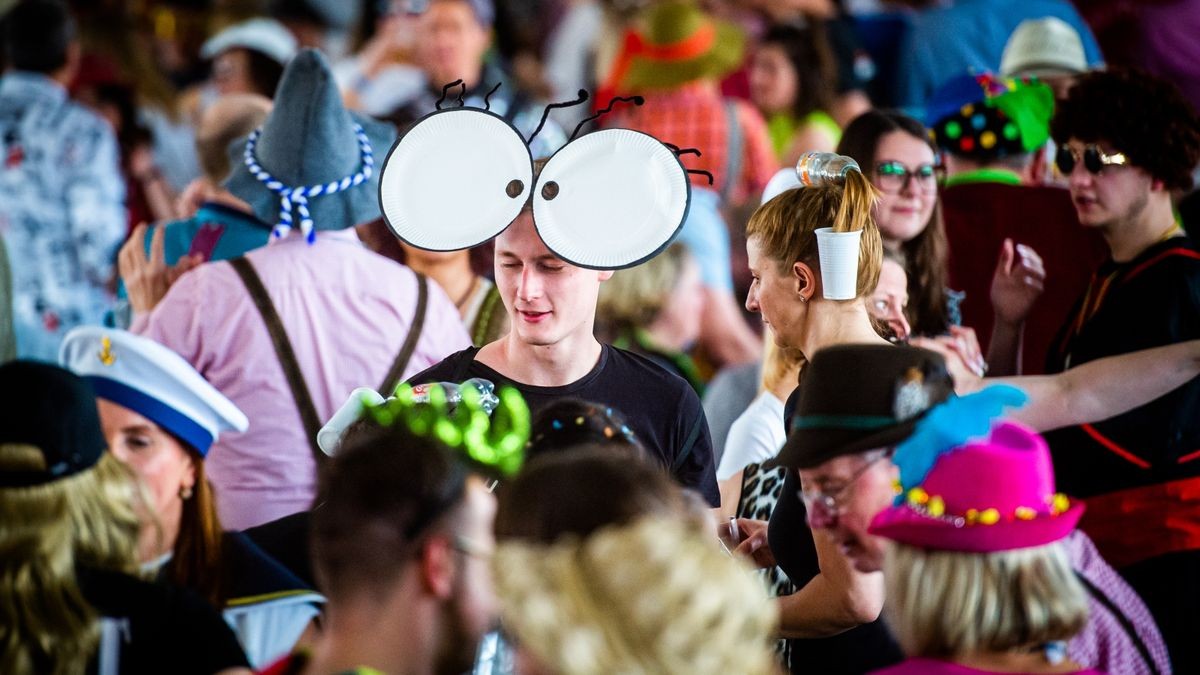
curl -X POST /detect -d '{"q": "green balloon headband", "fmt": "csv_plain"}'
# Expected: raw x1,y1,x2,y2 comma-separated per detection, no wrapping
362,382,531,478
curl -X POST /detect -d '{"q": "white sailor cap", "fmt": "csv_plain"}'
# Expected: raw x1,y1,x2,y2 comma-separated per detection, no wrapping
201,18,298,67
59,327,248,457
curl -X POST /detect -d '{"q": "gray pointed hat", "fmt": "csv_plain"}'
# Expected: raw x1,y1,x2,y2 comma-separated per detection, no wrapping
225,48,397,238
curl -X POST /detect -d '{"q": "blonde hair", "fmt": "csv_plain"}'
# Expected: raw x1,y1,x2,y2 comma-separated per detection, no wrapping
746,170,883,300
66,452,142,575
760,330,805,393
597,243,693,331
884,541,1088,659
0,444,101,674
494,516,779,675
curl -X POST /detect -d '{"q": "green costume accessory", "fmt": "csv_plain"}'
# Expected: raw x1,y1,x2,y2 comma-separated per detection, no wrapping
362,382,530,478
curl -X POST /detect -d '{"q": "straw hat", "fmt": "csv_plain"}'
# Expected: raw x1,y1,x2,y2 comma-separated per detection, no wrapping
614,0,745,92
1000,17,1088,80
494,517,778,674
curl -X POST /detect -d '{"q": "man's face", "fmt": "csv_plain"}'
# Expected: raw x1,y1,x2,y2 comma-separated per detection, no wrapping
798,451,898,573
494,212,612,348
437,476,498,674
1064,137,1153,230
415,0,489,87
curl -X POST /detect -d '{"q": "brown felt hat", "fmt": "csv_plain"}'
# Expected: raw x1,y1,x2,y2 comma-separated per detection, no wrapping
767,344,956,470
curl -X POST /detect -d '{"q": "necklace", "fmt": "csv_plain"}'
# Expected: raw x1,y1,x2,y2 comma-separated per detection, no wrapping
1158,222,1183,243
455,276,481,311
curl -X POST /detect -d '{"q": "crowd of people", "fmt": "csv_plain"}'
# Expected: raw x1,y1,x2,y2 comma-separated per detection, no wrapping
2,0,1199,673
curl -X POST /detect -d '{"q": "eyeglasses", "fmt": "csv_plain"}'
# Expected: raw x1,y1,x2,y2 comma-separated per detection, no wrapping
1055,144,1128,176
875,161,942,194
798,449,893,521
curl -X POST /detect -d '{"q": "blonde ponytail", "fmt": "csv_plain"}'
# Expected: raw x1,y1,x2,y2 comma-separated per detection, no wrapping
747,166,883,299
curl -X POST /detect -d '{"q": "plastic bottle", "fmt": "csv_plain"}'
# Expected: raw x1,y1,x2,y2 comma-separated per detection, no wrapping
409,378,500,414
795,152,861,187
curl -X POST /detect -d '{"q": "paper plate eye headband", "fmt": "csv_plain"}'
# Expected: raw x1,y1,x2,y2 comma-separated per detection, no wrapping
378,84,713,270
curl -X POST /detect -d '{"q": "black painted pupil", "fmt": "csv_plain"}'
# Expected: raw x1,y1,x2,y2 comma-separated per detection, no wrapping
506,179,524,198
541,181,559,200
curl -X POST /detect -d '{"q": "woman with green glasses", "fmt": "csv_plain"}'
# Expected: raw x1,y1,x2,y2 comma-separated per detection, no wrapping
838,110,1045,376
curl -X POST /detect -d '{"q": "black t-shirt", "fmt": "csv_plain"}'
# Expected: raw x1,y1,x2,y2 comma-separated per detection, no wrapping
1045,236,1200,497
79,565,250,674
767,389,904,674
407,344,720,505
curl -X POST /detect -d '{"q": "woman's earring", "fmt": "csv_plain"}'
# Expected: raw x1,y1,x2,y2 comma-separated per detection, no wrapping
179,485,193,500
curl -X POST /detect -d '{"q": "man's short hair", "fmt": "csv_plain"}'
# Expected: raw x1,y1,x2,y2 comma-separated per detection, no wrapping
1051,68,1200,191
311,420,470,600
3,0,75,74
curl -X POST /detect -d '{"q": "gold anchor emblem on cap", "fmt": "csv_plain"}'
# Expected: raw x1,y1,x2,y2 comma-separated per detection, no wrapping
98,336,116,366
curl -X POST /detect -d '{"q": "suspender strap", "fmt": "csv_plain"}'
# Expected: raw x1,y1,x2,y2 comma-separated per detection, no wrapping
379,273,429,395
230,257,326,465
1073,571,1161,675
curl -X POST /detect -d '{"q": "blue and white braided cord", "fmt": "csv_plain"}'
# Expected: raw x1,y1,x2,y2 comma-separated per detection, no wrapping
242,123,374,243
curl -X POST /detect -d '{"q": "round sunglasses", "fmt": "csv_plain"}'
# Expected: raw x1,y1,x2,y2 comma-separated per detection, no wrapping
1055,144,1128,175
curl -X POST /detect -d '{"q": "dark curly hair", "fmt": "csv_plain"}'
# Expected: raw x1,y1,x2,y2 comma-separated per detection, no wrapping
1051,68,1200,191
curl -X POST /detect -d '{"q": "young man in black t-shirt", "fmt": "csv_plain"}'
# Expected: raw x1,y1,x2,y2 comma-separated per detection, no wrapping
408,211,719,506
1045,68,1200,673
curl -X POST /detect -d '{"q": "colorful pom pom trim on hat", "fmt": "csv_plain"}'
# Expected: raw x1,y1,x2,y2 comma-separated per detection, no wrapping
243,123,375,244
901,487,1073,528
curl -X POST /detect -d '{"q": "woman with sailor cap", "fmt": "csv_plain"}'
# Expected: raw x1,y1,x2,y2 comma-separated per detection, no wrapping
0,359,252,674
61,326,324,669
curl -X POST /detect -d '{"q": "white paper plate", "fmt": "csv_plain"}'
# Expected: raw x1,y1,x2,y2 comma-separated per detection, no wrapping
532,128,689,269
378,108,533,251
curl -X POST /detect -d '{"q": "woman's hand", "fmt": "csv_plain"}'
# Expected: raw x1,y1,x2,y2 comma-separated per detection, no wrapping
119,223,201,316
991,238,1046,326
720,517,776,568
911,327,986,394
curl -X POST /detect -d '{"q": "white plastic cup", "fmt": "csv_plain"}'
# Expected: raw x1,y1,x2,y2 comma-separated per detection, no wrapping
815,227,862,300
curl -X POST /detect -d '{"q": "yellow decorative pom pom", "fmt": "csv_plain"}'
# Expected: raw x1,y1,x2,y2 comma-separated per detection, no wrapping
1015,506,1037,521
960,104,975,117
979,508,1000,525
928,496,945,517
908,487,930,506
965,509,980,525
980,131,997,149
1051,493,1071,515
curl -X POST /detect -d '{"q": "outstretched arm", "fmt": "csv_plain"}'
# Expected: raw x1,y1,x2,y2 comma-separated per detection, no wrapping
989,340,1200,432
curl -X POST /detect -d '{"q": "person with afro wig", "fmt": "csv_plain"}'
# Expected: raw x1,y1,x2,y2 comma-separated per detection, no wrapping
1045,66,1200,674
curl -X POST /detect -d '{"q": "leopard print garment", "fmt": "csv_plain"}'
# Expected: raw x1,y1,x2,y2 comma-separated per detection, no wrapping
737,461,796,669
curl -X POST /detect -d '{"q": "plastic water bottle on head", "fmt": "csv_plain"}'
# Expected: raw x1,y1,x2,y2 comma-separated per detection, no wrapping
795,152,861,187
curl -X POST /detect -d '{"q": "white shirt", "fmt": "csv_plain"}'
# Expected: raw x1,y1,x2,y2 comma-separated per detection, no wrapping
716,391,786,480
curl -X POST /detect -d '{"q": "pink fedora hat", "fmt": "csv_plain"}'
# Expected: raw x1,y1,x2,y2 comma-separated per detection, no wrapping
869,422,1084,553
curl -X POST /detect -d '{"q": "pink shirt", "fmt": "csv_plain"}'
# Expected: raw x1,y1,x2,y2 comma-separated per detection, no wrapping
136,230,470,529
